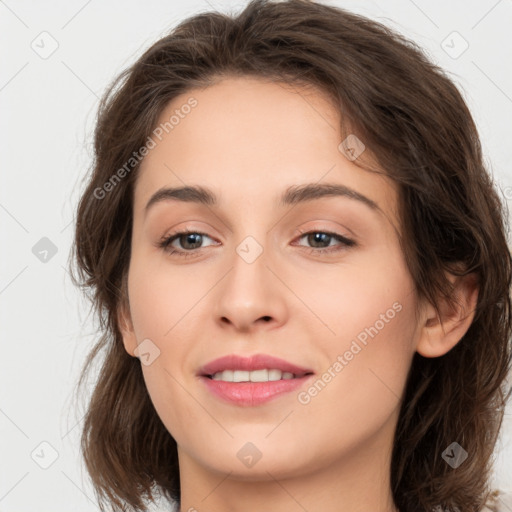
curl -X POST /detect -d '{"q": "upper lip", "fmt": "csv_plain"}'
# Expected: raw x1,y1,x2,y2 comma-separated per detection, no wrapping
198,354,315,377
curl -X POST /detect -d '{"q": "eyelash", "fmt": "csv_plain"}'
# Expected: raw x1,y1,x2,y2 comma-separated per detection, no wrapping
157,228,356,259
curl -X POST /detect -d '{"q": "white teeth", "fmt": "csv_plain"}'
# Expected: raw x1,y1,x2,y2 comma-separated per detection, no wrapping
268,369,281,381
250,369,269,382
233,370,249,382
211,369,297,382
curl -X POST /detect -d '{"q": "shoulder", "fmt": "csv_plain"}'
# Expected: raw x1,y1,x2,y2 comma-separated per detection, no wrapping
481,489,512,512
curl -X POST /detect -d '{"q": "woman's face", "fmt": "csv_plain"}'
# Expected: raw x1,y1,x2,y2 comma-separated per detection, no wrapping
121,76,422,483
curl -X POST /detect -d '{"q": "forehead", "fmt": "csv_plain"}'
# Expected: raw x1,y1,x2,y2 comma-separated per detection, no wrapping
133,76,399,225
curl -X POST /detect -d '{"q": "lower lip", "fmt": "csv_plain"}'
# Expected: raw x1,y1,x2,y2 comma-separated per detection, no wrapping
199,375,314,407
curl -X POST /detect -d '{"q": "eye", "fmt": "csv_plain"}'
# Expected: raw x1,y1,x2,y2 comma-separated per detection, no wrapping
294,229,356,255
157,229,218,258
157,228,356,259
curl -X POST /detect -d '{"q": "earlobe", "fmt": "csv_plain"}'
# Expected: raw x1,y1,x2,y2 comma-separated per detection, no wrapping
117,300,138,357
416,272,479,358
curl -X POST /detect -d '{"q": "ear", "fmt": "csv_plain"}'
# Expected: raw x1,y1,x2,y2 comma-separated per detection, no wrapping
117,290,138,358
416,271,479,358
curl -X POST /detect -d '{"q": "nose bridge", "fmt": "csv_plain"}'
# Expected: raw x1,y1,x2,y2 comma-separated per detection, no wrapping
226,203,275,272
228,232,273,301
235,233,266,266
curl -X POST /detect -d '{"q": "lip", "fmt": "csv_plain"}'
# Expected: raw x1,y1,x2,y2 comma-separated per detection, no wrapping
200,375,315,407
197,353,315,407
197,353,314,377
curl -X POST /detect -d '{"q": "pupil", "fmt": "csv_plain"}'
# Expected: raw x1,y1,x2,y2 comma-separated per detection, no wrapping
183,233,202,249
310,233,329,247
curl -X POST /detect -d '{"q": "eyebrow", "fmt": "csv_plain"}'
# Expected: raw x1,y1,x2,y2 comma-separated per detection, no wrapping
144,182,380,215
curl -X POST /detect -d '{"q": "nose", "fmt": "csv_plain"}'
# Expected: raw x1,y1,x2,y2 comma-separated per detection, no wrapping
213,242,288,333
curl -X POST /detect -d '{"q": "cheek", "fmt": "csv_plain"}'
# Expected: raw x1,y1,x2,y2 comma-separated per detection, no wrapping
296,299,417,459
127,253,208,340
309,252,418,416
311,247,417,353
126,256,209,439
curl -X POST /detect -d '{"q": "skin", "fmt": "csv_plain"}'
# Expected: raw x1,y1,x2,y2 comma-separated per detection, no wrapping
118,76,478,512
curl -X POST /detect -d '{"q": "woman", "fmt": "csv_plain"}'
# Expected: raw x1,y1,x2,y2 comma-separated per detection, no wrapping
70,1,512,511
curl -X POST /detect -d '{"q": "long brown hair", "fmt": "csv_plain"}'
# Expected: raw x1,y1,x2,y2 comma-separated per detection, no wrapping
70,1,512,510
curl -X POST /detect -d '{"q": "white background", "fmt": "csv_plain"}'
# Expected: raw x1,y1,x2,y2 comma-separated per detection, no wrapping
1,0,511,510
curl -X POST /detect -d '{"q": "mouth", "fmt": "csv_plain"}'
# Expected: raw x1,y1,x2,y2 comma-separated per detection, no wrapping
199,373,315,407
197,353,315,407
198,353,314,378
203,368,314,382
